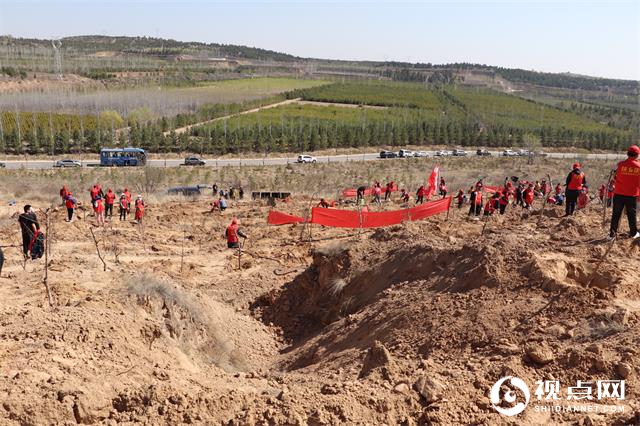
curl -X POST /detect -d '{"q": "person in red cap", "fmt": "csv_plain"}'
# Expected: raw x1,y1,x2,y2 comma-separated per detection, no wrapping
608,145,640,240
226,218,247,249
564,162,587,216
523,183,535,210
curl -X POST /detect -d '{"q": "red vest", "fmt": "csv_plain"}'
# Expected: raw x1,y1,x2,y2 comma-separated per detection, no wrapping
567,171,585,190
473,191,483,205
614,158,640,197
524,189,534,204
105,192,116,205
226,224,239,243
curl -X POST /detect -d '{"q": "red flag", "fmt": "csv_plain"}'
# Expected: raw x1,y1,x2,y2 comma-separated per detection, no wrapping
425,165,439,200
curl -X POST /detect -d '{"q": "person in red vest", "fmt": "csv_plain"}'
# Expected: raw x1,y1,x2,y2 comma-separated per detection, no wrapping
555,183,563,196
439,178,448,198
94,196,105,226
483,192,499,216
540,179,549,197
455,189,467,209
226,218,247,249
564,162,587,216
416,185,426,204
124,188,132,213
373,184,382,206
523,183,535,210
606,182,615,208
468,183,483,216
118,193,128,221
134,195,145,224
64,191,77,222
384,181,394,201
400,189,410,203
59,185,69,206
105,188,116,219
598,184,606,203
608,145,640,240
498,190,509,215
577,187,589,210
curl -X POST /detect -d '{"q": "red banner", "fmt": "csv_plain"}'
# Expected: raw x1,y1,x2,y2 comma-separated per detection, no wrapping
425,165,439,200
309,197,452,228
484,185,501,193
408,197,451,221
311,207,361,228
342,184,398,197
267,210,307,225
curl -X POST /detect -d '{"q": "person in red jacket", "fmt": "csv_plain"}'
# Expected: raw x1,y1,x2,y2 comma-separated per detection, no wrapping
598,184,606,203
226,218,247,249
498,190,509,215
606,182,615,208
60,185,69,206
455,189,467,209
105,188,116,219
94,196,105,226
64,191,77,222
468,183,483,216
555,183,563,196
384,181,394,201
134,195,145,224
439,178,448,198
608,145,640,240
564,162,587,216
523,184,535,210
416,185,426,204
124,188,132,213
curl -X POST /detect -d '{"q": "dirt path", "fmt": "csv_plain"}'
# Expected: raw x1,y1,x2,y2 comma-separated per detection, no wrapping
163,98,302,137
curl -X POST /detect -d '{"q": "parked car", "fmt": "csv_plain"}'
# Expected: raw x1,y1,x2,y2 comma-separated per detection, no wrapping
398,149,415,158
476,149,491,156
53,159,82,168
453,149,468,157
435,150,453,157
184,156,205,166
0,162,5,168
414,151,430,157
168,186,201,196
534,150,548,157
379,150,397,159
517,149,531,157
502,150,518,157
296,154,317,163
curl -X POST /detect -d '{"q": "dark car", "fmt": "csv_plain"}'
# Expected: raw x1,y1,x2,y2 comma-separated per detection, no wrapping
184,156,206,166
476,149,491,156
379,150,397,159
0,162,5,168
168,186,202,196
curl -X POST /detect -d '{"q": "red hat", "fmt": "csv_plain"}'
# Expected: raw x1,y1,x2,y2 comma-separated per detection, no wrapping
231,218,238,225
572,163,581,169
628,145,640,156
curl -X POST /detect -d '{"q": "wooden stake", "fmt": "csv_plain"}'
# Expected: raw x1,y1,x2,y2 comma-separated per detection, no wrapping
42,209,54,307
89,227,107,272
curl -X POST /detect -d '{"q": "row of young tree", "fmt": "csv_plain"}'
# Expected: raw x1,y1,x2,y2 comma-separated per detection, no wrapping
0,116,630,155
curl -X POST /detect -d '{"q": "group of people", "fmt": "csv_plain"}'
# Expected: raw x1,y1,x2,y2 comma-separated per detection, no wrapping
210,183,246,213
59,183,146,225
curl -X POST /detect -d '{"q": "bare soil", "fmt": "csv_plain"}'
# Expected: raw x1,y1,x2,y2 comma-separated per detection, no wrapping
0,193,638,425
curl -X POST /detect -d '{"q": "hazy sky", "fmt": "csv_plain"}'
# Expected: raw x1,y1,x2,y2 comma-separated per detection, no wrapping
0,0,638,80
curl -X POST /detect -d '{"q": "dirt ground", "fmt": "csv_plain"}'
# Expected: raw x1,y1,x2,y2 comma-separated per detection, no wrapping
0,182,638,424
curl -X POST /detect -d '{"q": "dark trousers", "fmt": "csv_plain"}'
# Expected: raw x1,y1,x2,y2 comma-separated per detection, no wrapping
120,208,127,221
105,204,113,217
469,204,481,216
499,204,507,215
385,190,391,200
67,208,74,221
609,194,638,237
22,232,30,256
565,189,579,215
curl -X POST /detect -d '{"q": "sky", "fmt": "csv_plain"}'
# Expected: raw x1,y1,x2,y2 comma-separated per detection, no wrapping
0,0,638,80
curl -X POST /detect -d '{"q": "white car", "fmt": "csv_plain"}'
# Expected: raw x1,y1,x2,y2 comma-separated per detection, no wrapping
398,149,415,158
415,151,430,157
435,150,453,157
502,150,518,157
296,154,317,163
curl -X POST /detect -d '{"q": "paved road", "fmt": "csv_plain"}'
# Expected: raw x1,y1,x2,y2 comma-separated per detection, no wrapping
0,150,627,170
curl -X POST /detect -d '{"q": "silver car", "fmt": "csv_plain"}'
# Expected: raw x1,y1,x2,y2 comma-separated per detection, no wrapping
54,159,82,168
